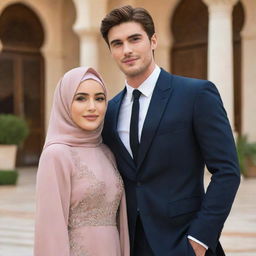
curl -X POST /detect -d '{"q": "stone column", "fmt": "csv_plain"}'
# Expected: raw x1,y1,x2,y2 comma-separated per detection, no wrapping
241,0,256,140
72,0,107,69
153,0,180,71
203,0,238,130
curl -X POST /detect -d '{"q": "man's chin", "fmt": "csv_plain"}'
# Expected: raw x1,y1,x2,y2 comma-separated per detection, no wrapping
122,67,142,78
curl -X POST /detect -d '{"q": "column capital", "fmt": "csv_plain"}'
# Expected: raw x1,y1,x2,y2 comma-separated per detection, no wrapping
73,27,99,38
72,0,108,34
203,0,238,12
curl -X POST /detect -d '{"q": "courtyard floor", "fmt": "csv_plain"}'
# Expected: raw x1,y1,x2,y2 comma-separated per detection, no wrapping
0,168,255,256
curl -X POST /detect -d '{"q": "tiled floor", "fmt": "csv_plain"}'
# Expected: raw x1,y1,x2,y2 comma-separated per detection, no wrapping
0,168,35,256
0,168,255,256
219,177,256,255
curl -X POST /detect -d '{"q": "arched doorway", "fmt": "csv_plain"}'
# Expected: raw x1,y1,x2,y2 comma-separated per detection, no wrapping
171,0,244,134
171,0,208,79
0,3,45,165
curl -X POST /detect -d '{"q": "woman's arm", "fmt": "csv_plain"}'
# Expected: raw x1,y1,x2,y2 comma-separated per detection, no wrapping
34,146,72,256
118,189,130,256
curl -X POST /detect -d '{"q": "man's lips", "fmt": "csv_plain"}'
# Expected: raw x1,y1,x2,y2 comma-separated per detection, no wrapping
83,115,98,121
122,57,139,64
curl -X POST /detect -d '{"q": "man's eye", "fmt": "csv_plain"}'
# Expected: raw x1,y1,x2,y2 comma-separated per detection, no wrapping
131,37,140,42
113,42,122,47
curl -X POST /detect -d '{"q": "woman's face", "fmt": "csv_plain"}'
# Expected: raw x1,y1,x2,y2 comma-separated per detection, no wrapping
71,79,106,131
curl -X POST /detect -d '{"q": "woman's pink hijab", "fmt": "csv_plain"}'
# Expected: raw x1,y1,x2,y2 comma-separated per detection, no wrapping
44,67,106,149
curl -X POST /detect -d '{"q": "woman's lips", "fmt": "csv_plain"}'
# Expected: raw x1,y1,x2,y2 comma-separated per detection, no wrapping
83,115,98,121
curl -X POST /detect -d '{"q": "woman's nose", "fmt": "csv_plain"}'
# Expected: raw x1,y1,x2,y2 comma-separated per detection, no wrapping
88,99,96,111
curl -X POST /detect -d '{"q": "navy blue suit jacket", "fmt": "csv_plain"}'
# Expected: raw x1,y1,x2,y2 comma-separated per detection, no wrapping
102,69,240,255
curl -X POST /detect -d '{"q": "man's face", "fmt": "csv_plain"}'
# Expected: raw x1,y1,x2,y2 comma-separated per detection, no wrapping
108,21,157,81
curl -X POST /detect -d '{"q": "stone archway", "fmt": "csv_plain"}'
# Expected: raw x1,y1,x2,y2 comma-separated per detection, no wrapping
171,0,208,79
0,3,45,165
171,0,244,134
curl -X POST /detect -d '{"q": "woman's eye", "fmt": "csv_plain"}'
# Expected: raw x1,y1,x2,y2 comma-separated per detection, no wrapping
96,97,106,102
75,96,86,101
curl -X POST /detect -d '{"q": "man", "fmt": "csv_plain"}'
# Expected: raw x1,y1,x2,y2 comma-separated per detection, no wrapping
100,5,240,256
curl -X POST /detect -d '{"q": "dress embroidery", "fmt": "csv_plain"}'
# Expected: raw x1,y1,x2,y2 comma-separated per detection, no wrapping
69,229,92,256
68,149,123,229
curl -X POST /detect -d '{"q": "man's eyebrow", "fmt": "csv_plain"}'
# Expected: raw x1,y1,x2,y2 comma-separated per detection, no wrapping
127,33,142,39
110,33,142,46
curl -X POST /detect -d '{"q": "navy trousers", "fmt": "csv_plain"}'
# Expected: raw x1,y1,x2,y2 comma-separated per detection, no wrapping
133,215,154,256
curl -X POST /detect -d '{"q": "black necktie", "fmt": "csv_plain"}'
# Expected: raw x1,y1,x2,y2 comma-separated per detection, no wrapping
130,89,142,164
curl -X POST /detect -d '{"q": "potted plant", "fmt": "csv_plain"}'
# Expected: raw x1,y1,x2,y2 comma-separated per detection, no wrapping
236,135,256,178
0,114,29,185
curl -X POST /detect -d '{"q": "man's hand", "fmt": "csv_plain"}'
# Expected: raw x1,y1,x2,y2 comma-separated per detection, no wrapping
188,239,207,256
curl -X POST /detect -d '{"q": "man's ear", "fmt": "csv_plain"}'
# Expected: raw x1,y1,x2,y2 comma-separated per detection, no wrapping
151,33,157,50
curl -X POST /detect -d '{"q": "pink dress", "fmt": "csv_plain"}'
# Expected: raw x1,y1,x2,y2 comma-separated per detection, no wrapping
34,143,129,256
34,67,129,256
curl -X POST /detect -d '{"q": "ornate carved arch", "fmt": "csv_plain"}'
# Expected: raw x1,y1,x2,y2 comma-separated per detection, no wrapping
0,3,45,165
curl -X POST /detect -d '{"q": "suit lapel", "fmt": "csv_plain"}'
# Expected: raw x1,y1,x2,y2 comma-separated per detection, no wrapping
137,69,174,170
111,89,136,170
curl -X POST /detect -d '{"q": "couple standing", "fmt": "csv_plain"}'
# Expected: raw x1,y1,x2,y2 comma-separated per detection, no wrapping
34,5,240,256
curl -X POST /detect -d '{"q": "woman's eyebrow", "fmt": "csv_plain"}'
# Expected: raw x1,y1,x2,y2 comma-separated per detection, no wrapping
74,92,105,96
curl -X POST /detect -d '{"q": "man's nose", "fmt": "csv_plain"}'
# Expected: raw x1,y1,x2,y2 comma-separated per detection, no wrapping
123,42,132,55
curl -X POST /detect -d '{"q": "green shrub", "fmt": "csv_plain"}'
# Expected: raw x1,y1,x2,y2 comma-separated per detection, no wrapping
0,170,18,185
236,135,256,175
0,114,29,145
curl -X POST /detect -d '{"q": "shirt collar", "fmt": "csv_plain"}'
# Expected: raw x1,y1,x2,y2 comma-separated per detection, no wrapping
125,65,161,101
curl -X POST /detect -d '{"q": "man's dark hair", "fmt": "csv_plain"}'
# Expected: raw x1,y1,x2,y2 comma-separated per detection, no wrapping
100,5,155,46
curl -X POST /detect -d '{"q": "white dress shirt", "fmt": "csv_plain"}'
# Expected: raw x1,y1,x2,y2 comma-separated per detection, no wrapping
117,65,208,250
117,65,161,156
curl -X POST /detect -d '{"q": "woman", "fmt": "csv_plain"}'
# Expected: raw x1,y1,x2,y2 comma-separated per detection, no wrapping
34,67,129,256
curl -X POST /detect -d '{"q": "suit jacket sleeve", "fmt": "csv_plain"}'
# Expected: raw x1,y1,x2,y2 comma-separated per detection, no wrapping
187,81,240,251
34,147,71,256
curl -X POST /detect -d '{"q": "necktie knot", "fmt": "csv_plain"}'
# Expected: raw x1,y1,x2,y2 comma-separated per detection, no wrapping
132,89,141,100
